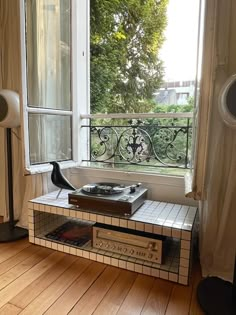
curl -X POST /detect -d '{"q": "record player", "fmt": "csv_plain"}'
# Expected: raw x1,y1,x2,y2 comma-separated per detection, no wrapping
68,182,148,216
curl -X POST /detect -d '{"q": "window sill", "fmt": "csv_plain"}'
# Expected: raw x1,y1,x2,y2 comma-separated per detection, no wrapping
70,166,185,187
24,160,80,175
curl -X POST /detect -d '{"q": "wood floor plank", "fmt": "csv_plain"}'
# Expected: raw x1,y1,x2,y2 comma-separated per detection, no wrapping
165,282,193,315
189,263,204,315
116,274,155,315
45,261,107,315
0,303,22,315
18,257,92,315
10,254,78,309
93,269,137,315
0,239,30,263
141,278,174,315
0,245,40,276
0,239,204,315
68,266,121,315
0,247,47,290
0,250,64,309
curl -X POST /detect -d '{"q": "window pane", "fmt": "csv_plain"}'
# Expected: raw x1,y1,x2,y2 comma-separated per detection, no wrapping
90,0,168,114
29,114,72,164
26,0,71,110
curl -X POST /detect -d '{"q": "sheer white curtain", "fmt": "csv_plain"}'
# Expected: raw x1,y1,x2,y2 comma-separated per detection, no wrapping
26,0,71,164
188,0,236,281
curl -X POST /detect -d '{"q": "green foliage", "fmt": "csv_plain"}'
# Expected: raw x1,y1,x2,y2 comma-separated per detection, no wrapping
90,0,168,114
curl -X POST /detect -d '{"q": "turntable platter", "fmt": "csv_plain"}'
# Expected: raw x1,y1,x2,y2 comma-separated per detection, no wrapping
81,182,125,196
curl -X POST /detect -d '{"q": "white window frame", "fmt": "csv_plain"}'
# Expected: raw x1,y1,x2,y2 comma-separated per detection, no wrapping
20,0,89,174
19,0,203,205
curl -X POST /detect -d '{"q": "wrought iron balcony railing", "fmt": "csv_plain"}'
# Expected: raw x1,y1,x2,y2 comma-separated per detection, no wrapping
80,113,193,170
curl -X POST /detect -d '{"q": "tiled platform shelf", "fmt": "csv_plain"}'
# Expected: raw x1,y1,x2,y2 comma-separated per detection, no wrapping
28,190,198,285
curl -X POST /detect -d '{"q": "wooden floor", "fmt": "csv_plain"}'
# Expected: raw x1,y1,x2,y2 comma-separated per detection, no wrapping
0,239,204,315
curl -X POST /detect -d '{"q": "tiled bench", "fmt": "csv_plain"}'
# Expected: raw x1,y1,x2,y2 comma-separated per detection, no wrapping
28,190,198,285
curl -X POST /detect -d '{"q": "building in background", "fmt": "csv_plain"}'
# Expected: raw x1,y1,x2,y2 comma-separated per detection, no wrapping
154,80,195,105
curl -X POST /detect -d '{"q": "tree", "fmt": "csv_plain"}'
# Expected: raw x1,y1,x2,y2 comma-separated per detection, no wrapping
90,0,168,114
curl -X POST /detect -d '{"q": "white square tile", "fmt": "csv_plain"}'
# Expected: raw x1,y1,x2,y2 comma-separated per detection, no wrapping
45,240,51,248
52,242,58,250
143,266,151,276
104,216,112,225
28,216,34,224
76,211,83,219
70,247,77,255
83,251,90,259
179,266,189,277
111,258,119,267
29,236,35,243
82,212,90,220
135,222,144,231
181,230,191,240
76,248,83,257
181,240,190,250
112,217,120,226
153,225,162,235
151,268,160,278
119,219,128,228
172,228,181,238
64,245,70,253
33,203,40,210
180,248,190,259
39,204,45,212
28,202,33,209
118,260,127,269
29,230,34,237
168,273,178,282
134,264,143,273
104,256,111,265
97,215,105,224
178,276,188,285
35,238,40,246
89,213,97,222
28,223,34,230
63,209,70,217
127,262,135,271
89,252,97,261
160,270,168,280
50,207,57,214
162,227,171,237
127,220,136,230
179,258,189,268
144,224,153,233
58,244,64,252
40,239,46,247
56,207,63,215
69,210,77,218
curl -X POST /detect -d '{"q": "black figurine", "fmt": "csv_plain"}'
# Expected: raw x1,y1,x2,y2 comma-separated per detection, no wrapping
50,161,76,198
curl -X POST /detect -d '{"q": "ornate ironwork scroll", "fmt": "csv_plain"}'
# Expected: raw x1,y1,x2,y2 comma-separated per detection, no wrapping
83,118,192,169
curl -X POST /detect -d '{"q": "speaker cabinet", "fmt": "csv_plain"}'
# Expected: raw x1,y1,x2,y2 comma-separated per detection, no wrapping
0,90,20,128
219,75,236,129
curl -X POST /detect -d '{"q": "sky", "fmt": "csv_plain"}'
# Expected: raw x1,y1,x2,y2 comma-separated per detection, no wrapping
159,0,201,82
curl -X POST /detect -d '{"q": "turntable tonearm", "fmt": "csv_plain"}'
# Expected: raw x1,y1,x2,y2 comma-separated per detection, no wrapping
68,182,148,216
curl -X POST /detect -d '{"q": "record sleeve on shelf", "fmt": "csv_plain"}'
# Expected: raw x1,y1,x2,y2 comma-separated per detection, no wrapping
45,220,93,247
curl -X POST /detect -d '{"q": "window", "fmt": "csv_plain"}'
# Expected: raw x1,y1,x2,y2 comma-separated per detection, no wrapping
21,0,203,176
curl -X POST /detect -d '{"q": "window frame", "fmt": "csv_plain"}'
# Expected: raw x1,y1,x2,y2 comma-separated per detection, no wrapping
20,0,89,174
19,0,201,202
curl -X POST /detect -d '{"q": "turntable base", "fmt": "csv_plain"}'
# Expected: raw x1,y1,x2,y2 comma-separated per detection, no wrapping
68,183,148,216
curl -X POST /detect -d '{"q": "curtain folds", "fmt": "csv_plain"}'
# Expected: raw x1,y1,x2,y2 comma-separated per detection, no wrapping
188,0,236,281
